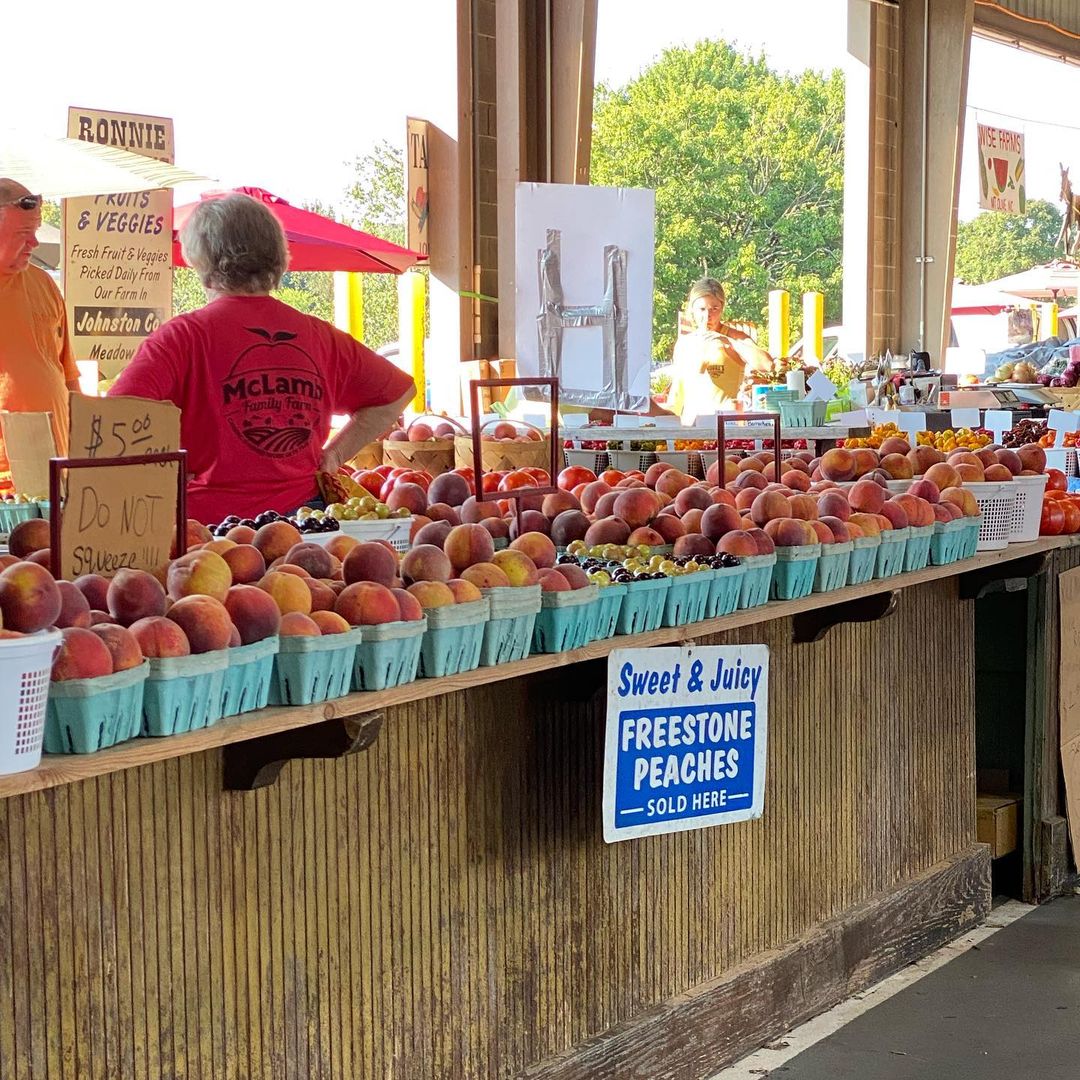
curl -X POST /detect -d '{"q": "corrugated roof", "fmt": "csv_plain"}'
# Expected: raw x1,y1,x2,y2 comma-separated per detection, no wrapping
976,0,1080,47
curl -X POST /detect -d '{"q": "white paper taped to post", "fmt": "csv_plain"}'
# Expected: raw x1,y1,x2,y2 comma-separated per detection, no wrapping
515,183,655,412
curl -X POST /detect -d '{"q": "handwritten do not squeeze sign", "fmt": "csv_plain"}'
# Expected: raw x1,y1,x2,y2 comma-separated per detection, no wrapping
59,395,182,580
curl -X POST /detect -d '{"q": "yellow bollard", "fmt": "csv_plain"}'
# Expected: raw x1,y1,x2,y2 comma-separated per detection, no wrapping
347,273,364,340
398,270,426,412
802,291,824,364
768,290,790,358
1042,301,1058,339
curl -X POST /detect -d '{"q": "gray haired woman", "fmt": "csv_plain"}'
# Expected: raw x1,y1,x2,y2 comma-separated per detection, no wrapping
110,193,414,523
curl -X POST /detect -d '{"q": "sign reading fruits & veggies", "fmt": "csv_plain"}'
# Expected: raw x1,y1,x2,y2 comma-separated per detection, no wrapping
59,395,181,580
603,645,769,843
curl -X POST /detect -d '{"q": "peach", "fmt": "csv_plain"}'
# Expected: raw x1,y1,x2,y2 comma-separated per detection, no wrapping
984,464,1013,482
273,563,310,578
879,436,911,457
508,510,551,539
948,451,983,470
819,448,857,482
907,445,944,474
343,541,399,587
221,544,267,586
336,581,401,625
750,491,790,526
51,626,114,681
0,561,61,633
89,611,115,626
553,563,591,589
584,517,632,547
924,462,961,491
593,491,620,519
735,487,759,513
225,524,257,545
8,518,50,558
955,462,985,484
908,479,940,504
258,571,313,616
252,520,302,564
786,494,819,521
892,494,925,526
129,615,191,657
284,542,334,579
626,527,666,548
459,496,503,524
579,481,613,515
492,549,540,586
324,534,359,562
279,612,322,637
25,549,53,572
55,581,92,629
975,447,999,469
510,532,557,569
426,502,461,526
612,489,659,529
705,458,740,486
819,516,851,543
879,453,914,480
310,610,352,634
541,491,580,519
764,519,813,546
673,534,716,558
851,448,879,478
167,595,234,653
444,523,497,572
782,470,811,493
874,514,894,532
849,480,886,515
550,510,591,547
655,470,695,498
1018,445,1047,474
746,528,776,555
446,578,483,603
644,462,676,488
203,538,237,555
224,584,281,644
480,517,510,541
880,500,909,529
414,520,453,548
401,544,453,584
716,531,759,557
941,486,979,516
167,549,232,602
732,470,768,492
849,512,881,536
179,519,213,549
738,457,764,473
994,449,1023,476
386,483,428,515
816,491,851,521
390,587,424,621
90,624,143,672
307,579,337,613
809,520,835,545
406,581,456,608
427,472,470,507
73,574,110,612
674,486,712,516
536,567,572,592
681,508,705,534
651,515,686,543
845,522,865,539
701,503,742,541
461,562,511,589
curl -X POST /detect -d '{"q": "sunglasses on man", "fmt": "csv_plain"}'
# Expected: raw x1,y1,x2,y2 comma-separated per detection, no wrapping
2,195,42,211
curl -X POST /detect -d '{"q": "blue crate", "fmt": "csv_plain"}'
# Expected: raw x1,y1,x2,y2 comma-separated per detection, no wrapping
615,577,671,635
813,542,853,593
270,628,362,706
929,520,965,566
532,586,598,653
44,662,148,754
662,572,713,627
141,651,228,737
903,524,934,573
875,528,909,579
221,636,279,718
847,536,880,585
352,618,426,691
738,554,777,609
419,599,489,677
770,545,821,601
704,564,746,619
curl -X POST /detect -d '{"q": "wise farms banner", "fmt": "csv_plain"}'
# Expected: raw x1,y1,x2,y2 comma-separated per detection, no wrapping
978,124,1025,213
63,108,175,379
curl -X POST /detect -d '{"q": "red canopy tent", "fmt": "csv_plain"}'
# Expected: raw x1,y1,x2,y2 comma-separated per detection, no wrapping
172,186,426,274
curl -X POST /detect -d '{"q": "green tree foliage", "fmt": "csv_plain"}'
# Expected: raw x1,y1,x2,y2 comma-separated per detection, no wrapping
591,41,845,359
954,200,1063,285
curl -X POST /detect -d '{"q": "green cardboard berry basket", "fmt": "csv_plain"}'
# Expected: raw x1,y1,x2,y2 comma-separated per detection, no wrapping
532,585,599,653
813,541,853,593
44,662,149,754
419,598,489,677
270,628,362,705
662,572,713,627
902,524,934,573
847,535,880,585
589,582,627,641
875,527,909,579
957,517,981,559
929,519,965,566
737,553,777,609
770,544,821,601
352,618,426,691
615,576,671,636
0,501,39,533
704,564,746,619
480,585,541,665
221,636,280,717
141,650,228,737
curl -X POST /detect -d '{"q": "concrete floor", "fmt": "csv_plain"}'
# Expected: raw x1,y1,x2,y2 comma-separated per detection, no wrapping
726,895,1080,1079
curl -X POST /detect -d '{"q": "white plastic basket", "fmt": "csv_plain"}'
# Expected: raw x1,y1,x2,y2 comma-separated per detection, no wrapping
563,448,609,474
305,517,413,553
1007,474,1049,543
967,482,1017,551
607,450,657,473
0,629,62,774
1043,448,1078,478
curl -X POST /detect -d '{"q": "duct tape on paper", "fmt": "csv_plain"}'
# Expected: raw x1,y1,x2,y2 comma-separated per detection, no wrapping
534,229,647,412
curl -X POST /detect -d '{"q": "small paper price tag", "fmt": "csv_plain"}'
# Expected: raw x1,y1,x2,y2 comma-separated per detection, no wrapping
985,410,1014,441
562,413,587,429
805,370,837,402
1048,409,1080,447
899,412,927,436
832,409,868,426
867,409,901,428
950,408,982,429
614,414,645,428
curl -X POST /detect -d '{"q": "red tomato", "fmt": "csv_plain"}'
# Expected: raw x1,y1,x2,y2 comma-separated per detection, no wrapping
522,467,551,485
374,465,394,478
353,470,385,497
499,470,538,492
1062,501,1080,535
395,470,431,491
1041,501,1066,535
481,471,506,494
626,470,646,481
558,465,596,491
1046,468,1068,493
599,469,626,486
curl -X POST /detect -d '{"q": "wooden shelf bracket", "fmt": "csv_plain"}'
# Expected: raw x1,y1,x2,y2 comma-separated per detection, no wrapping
222,711,384,791
792,591,898,643
958,553,1047,601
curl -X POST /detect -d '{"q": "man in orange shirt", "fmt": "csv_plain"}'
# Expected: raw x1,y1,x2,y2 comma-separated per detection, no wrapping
0,179,81,482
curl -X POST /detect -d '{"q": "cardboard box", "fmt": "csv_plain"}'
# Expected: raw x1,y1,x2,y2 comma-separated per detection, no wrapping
976,794,1019,859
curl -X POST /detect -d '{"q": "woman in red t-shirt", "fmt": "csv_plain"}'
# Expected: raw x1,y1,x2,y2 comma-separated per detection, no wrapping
110,193,414,524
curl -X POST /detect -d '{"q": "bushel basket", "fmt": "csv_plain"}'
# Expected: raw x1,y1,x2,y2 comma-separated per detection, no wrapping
456,419,550,473
383,415,466,474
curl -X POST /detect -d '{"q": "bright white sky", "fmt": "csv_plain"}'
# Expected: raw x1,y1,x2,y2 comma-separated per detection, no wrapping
10,0,1080,222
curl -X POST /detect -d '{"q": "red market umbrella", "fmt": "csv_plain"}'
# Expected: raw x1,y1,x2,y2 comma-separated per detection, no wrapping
172,186,426,274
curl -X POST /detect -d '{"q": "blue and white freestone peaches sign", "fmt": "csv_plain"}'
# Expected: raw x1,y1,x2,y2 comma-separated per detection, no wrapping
603,645,769,843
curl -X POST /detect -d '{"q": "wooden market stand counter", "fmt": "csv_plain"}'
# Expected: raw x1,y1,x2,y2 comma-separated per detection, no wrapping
1,535,1076,1079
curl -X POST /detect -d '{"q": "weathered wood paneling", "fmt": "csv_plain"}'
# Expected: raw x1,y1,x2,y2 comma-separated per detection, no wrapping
0,578,978,1078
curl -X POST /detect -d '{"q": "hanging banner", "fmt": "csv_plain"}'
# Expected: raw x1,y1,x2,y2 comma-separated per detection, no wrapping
63,107,175,380
406,117,430,258
978,124,1025,213
603,645,769,843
